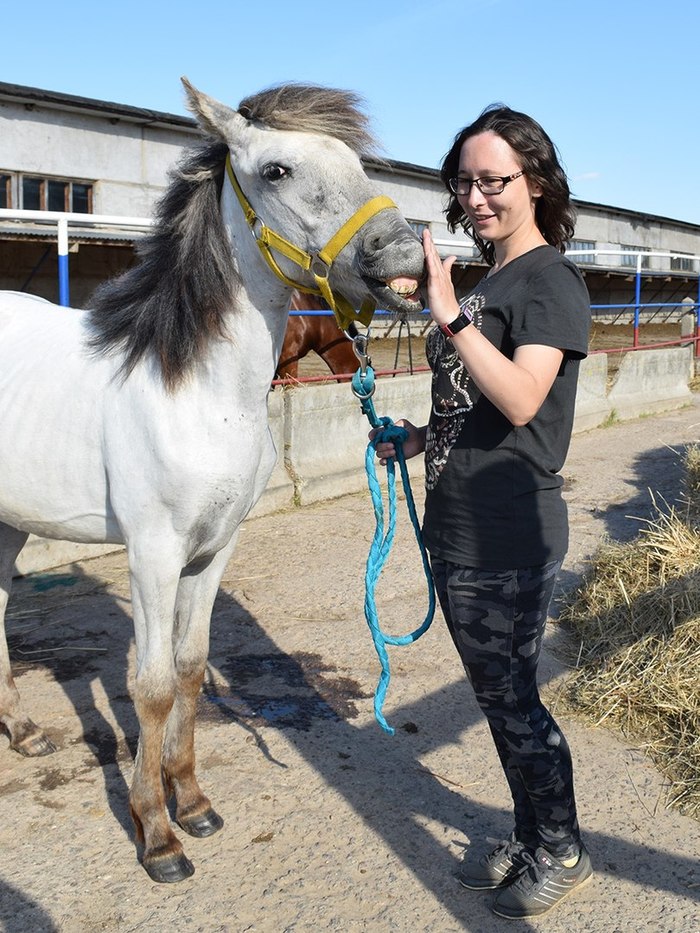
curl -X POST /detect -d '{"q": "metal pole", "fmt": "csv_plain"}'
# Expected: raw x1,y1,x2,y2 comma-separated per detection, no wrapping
57,217,69,307
696,267,700,359
633,253,642,348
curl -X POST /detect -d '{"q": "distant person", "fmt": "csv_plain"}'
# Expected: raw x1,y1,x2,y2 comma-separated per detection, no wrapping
374,104,592,919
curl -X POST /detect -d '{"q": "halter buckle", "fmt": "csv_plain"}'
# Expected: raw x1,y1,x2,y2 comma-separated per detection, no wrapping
249,215,264,242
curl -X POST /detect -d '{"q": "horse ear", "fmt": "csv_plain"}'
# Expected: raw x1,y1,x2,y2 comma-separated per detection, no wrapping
181,77,248,144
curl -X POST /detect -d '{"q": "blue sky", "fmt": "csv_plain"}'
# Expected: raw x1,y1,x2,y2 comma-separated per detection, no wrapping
5,0,700,224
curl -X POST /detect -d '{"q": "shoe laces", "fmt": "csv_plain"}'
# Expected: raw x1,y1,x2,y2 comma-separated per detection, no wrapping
482,834,523,865
509,848,553,893
485,836,509,850
486,835,513,853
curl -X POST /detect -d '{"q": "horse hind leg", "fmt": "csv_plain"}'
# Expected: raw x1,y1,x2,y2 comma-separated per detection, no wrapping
0,522,57,756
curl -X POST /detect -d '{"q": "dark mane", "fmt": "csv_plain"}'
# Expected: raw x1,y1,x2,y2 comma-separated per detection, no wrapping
88,84,378,390
88,140,237,390
238,84,379,158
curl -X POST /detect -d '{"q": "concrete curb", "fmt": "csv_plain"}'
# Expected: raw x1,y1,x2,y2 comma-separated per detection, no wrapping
573,353,612,431
607,346,693,421
14,348,696,576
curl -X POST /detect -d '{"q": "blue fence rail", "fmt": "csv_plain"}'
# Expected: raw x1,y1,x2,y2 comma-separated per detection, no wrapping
565,248,700,352
2,211,699,355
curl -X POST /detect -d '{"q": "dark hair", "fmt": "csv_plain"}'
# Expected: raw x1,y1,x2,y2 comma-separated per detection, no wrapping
440,104,576,266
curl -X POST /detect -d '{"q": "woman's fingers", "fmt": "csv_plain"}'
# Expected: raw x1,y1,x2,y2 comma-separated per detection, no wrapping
422,230,458,320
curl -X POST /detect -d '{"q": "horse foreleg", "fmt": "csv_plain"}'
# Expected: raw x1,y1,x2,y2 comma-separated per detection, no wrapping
318,337,357,382
162,538,238,838
127,549,194,883
0,523,56,757
275,356,300,380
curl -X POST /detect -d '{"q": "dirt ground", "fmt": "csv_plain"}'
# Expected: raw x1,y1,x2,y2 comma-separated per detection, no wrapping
1,395,700,933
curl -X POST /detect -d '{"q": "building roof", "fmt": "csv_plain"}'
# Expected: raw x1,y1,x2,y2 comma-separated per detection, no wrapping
0,221,145,246
2,81,699,234
0,81,197,132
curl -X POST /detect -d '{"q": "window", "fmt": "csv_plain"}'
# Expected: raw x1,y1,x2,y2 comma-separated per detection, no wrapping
20,175,93,213
22,177,42,210
621,245,650,269
671,252,697,273
566,239,596,263
47,180,68,211
0,174,10,208
72,183,91,213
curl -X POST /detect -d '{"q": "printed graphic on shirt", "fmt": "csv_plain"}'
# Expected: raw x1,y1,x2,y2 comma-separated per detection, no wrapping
425,291,485,491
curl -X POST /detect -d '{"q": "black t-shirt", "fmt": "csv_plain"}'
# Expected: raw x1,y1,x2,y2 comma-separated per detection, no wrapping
422,245,591,570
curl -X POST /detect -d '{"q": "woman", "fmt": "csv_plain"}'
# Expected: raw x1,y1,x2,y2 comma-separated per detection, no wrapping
375,105,592,920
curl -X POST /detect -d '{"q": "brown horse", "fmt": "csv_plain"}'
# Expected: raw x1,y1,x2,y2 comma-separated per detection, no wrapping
276,291,358,381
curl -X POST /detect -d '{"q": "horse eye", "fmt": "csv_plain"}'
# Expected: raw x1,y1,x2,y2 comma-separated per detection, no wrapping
262,164,288,182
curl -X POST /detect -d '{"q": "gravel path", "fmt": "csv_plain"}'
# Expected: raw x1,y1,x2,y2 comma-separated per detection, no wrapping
1,398,699,933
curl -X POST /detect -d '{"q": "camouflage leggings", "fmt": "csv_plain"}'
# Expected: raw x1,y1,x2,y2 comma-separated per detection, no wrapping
430,557,581,861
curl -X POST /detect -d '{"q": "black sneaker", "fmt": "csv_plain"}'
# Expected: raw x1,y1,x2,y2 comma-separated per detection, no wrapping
456,834,530,891
492,845,593,919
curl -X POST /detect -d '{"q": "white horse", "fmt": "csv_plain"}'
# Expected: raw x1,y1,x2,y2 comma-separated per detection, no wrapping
0,79,424,882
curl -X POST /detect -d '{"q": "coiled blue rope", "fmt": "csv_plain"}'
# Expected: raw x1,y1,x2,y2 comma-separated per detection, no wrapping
351,363,435,735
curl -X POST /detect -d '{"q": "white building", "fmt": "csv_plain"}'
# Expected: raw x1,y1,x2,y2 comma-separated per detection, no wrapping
1,80,698,315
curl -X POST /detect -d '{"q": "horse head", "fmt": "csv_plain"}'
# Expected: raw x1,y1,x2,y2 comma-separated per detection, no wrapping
182,79,425,329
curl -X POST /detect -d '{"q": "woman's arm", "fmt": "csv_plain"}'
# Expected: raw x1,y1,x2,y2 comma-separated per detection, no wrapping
423,230,564,426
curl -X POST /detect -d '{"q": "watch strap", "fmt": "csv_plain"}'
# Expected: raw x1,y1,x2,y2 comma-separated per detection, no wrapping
439,308,472,339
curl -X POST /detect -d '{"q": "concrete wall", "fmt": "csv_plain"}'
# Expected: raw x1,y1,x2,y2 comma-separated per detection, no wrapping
4,86,700,271
607,347,693,420
573,353,611,431
571,201,700,274
0,98,197,217
12,347,695,577
280,372,431,508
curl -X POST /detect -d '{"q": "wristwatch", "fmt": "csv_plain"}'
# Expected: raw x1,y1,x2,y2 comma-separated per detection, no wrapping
439,308,472,339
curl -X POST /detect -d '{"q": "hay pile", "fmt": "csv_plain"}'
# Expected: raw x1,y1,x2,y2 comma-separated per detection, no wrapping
559,445,700,819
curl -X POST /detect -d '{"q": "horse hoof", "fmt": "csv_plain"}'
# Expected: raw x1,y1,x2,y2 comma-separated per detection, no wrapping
143,851,195,884
12,731,57,757
178,807,224,838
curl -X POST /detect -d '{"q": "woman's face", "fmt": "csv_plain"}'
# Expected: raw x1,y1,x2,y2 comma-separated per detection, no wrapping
456,131,542,249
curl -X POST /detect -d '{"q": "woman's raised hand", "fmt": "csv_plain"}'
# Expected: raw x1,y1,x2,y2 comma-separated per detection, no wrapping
422,229,459,326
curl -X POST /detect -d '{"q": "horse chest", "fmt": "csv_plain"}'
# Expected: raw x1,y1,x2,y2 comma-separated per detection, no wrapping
172,456,272,563
106,401,276,555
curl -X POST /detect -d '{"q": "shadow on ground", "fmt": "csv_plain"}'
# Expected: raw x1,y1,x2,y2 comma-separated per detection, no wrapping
1,526,698,930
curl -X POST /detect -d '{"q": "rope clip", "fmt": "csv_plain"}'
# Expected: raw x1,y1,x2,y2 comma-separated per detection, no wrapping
350,329,372,377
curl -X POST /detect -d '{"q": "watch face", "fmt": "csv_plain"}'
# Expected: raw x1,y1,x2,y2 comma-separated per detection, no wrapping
451,312,470,334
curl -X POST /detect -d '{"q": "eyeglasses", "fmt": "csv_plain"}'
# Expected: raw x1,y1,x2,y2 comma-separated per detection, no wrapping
448,171,524,196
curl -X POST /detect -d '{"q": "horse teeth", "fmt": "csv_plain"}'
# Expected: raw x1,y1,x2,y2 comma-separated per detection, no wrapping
385,275,419,298
388,283,418,296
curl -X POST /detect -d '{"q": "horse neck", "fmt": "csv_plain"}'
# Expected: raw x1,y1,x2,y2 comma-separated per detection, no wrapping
217,184,293,394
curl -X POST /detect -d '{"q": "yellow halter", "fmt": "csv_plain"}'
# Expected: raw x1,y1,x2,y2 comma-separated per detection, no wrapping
225,154,396,330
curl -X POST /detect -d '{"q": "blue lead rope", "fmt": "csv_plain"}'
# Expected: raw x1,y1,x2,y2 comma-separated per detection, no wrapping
351,363,436,735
